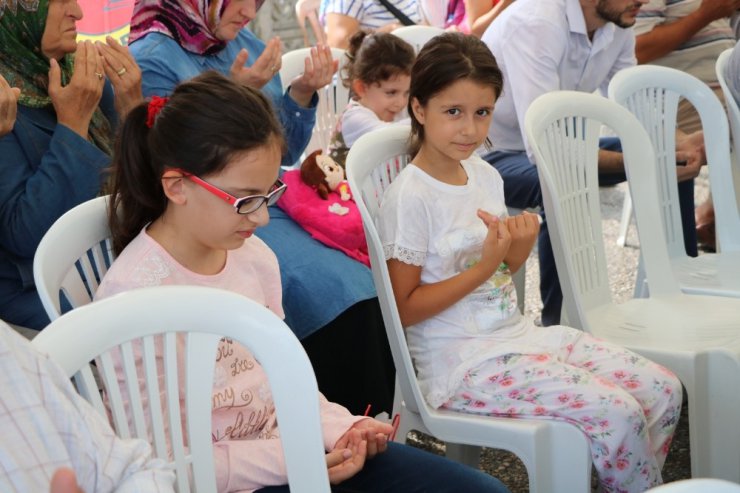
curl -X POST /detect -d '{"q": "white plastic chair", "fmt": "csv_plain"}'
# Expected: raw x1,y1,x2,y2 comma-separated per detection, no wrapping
34,195,113,320
525,89,740,482
716,48,740,214
608,64,740,299
390,25,445,52
32,285,330,493
295,0,326,47
280,47,350,160
648,478,740,492
346,125,592,493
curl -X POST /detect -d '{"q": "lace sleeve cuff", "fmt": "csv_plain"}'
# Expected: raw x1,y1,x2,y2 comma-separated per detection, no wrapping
383,244,426,266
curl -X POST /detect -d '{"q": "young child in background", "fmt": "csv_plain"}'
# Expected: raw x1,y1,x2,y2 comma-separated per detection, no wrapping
96,71,509,493
327,31,415,167
377,33,682,493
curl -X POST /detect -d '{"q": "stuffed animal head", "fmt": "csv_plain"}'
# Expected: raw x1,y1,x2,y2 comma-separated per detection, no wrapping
300,150,345,200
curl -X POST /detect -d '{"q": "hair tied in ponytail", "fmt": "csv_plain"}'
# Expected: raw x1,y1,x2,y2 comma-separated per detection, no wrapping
146,96,169,128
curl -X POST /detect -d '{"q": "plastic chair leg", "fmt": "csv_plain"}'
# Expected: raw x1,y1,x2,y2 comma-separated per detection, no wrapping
512,263,526,314
617,191,632,247
687,352,740,481
527,422,592,493
633,255,649,298
445,443,482,468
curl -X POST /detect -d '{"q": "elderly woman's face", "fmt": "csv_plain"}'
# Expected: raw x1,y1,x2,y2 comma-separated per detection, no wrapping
214,0,257,42
41,0,83,60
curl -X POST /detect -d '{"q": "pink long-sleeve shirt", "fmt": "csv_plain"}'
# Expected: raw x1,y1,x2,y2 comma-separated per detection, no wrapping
96,229,363,492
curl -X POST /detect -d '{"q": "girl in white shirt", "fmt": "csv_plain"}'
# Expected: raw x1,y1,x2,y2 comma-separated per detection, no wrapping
378,32,683,493
327,31,415,167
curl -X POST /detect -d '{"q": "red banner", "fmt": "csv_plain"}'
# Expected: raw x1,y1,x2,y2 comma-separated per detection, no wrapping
77,0,135,44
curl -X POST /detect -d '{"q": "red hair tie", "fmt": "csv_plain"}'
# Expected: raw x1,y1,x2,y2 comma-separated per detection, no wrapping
146,96,169,128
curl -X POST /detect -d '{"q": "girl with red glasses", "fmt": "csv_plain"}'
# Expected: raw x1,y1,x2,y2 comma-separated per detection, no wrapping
96,71,510,493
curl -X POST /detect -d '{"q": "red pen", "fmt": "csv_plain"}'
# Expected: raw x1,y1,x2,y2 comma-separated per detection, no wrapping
364,404,372,416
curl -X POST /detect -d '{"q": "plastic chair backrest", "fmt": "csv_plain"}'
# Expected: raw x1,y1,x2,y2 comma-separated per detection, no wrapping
609,64,740,252
295,0,326,46
346,125,430,416
32,286,330,493
524,91,680,328
715,48,740,225
391,25,445,52
33,196,113,321
280,47,349,157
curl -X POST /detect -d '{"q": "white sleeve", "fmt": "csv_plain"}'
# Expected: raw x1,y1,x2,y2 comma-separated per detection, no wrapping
602,31,637,95
377,176,430,266
497,19,567,161
342,103,408,147
321,0,364,17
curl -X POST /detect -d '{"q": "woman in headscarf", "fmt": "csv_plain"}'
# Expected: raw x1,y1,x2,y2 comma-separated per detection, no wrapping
128,0,394,416
0,0,142,330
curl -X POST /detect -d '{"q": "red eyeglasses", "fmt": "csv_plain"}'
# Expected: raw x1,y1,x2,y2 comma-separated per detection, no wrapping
170,168,287,215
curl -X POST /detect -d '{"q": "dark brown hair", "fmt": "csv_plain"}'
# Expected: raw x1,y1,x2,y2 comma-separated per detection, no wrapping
342,31,415,88
108,71,284,255
408,33,504,153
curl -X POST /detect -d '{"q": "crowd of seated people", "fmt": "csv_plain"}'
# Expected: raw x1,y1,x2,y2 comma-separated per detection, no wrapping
1,0,737,490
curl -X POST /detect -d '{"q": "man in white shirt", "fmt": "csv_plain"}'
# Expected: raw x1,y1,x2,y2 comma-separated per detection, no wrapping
481,0,701,326
0,322,175,493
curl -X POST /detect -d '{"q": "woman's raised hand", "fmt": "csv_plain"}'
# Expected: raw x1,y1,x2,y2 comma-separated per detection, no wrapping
229,37,283,90
0,74,20,137
287,44,338,107
96,36,143,118
48,40,104,139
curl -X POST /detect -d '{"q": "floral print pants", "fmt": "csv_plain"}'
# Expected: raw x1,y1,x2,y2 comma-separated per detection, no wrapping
442,331,682,493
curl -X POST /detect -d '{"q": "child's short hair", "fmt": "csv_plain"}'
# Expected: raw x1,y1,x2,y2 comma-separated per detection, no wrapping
408,33,504,149
109,71,284,255
341,31,416,89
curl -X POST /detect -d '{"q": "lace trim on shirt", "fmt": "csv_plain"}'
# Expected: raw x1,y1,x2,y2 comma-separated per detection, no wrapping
383,244,426,266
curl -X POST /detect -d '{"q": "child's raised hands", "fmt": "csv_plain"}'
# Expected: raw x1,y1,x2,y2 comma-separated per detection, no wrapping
477,209,511,276
503,211,540,274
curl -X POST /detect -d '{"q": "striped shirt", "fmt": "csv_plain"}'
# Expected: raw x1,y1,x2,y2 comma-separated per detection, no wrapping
0,323,174,493
320,0,422,30
635,0,735,85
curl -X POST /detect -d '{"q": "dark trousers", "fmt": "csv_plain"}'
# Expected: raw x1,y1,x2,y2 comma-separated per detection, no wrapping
255,442,510,493
484,137,697,326
301,298,396,416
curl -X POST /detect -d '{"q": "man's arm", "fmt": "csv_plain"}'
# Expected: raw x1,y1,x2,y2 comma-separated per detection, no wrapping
325,12,360,49
636,0,740,63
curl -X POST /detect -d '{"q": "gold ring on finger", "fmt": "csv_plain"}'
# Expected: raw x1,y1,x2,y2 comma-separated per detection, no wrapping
94,72,104,80
271,65,278,72
116,67,127,76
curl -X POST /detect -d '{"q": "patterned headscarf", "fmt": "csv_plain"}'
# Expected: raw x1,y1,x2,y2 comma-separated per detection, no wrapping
129,0,265,56
0,0,113,154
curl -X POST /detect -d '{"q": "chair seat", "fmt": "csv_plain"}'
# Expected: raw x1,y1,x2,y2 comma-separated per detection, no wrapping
672,252,740,298
586,294,740,351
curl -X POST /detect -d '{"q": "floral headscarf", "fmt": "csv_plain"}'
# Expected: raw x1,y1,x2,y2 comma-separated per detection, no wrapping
0,0,113,154
129,0,265,56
